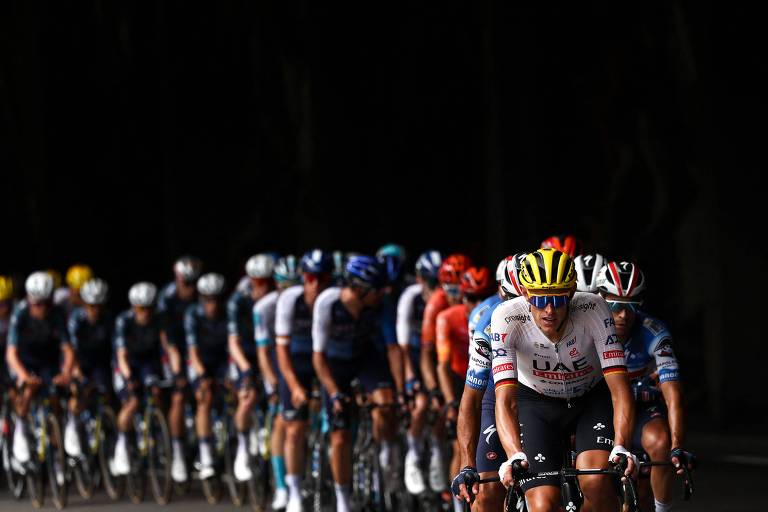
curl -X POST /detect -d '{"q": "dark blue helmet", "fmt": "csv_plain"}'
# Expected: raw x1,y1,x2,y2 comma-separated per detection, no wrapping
415,250,443,282
345,255,386,289
377,254,405,286
301,249,333,274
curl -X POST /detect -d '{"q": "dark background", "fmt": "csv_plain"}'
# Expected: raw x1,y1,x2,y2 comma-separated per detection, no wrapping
0,2,763,433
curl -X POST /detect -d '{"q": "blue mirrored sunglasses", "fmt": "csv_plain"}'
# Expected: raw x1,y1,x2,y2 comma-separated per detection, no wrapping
527,295,570,309
606,300,641,313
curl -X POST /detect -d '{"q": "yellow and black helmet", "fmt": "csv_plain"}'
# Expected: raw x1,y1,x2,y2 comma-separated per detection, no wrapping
0,275,14,301
66,264,94,291
519,248,577,293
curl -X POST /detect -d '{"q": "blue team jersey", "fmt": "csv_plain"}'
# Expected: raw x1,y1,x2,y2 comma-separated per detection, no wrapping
68,307,113,367
227,285,256,356
114,309,163,361
465,301,500,396
184,302,228,365
8,301,70,367
468,294,502,338
623,311,680,384
157,282,195,350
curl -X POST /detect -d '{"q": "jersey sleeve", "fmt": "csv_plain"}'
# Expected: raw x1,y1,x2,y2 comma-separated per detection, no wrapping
7,307,21,347
643,317,680,383
226,293,240,337
253,300,269,348
465,322,493,391
113,314,126,350
435,311,451,363
275,286,300,345
311,289,336,353
490,303,518,390
396,285,420,348
379,296,397,346
67,311,80,350
591,297,627,376
184,306,197,349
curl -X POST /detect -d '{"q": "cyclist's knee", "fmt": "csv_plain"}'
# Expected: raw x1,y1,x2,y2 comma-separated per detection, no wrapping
475,482,504,512
642,421,670,458
524,486,560,512
330,429,350,447
579,473,614,502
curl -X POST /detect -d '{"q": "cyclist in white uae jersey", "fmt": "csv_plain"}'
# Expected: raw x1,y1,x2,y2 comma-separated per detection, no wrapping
491,248,636,512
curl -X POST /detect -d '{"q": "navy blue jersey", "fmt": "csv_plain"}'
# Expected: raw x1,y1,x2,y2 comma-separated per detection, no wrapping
157,282,195,352
8,301,70,367
68,307,113,368
227,285,256,357
185,302,228,366
114,309,163,361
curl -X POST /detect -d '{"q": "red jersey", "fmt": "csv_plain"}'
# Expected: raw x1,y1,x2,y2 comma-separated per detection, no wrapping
436,304,470,377
421,287,449,347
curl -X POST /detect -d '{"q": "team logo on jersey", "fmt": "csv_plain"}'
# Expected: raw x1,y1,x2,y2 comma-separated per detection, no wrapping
493,348,508,357
505,314,531,324
643,317,665,336
493,362,515,374
654,337,674,358
532,358,594,380
475,339,491,359
570,301,596,312
486,451,498,461
605,334,620,346
569,347,580,358
483,424,497,444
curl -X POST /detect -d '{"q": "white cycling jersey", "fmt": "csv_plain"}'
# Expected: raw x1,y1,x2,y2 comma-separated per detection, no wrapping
253,290,279,347
396,283,422,348
274,284,305,344
490,292,626,399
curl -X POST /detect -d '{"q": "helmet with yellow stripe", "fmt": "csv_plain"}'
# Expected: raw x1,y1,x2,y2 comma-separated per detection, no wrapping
518,248,577,294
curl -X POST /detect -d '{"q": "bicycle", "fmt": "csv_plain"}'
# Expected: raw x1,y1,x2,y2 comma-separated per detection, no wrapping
303,386,334,512
637,456,695,501
118,376,173,505
466,454,639,512
17,383,68,510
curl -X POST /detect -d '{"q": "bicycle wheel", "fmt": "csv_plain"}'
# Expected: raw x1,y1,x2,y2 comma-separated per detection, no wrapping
72,414,96,499
2,414,27,499
247,450,268,512
126,435,145,504
310,430,332,512
96,406,124,500
44,413,68,510
147,408,172,504
201,471,222,504
223,415,246,506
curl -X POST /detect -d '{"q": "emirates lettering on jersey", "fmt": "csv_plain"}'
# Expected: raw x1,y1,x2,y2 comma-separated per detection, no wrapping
603,349,624,359
493,362,515,374
532,357,594,380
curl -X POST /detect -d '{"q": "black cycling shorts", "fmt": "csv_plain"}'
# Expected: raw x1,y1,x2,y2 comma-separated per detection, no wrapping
517,380,615,491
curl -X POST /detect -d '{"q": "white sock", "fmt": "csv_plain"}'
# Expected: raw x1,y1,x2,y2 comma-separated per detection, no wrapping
199,440,213,466
655,499,673,512
14,415,26,437
334,484,350,512
286,474,302,502
237,432,248,454
406,433,419,453
117,432,127,452
172,439,183,461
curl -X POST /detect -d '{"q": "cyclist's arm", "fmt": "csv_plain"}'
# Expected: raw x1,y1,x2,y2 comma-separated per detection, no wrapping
495,384,522,456
254,301,278,392
189,345,205,377
60,342,75,378
228,334,251,372
116,347,131,380
382,300,404,393
184,307,204,375
490,306,522,456
276,342,301,392
457,385,483,468
604,372,634,449
420,296,440,392
5,345,29,384
660,380,685,449
161,330,182,375
386,344,404,394
311,290,339,396
257,346,278,392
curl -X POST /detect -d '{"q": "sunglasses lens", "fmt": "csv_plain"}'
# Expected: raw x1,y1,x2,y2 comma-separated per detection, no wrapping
607,301,638,313
528,295,569,308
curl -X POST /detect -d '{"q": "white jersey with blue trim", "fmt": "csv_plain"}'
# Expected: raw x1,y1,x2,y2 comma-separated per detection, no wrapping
468,294,502,339
623,311,680,383
253,290,279,348
396,283,423,348
465,300,501,391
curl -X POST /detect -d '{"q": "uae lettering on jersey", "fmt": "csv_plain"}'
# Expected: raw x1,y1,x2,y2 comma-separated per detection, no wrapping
532,357,594,380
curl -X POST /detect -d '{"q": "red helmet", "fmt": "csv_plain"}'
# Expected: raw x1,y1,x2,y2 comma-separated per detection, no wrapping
438,253,472,285
540,235,583,258
461,266,494,298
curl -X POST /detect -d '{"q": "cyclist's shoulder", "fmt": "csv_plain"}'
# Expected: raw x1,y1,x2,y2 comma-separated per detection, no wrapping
491,295,529,323
426,287,448,309
276,284,304,309
315,286,341,311
255,289,279,311
115,309,134,324
69,306,87,323
157,281,176,304
635,311,671,338
568,291,608,316
11,299,30,319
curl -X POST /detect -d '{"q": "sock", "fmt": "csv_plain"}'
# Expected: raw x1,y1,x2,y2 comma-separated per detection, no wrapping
334,483,350,512
286,474,302,502
655,499,673,512
172,438,183,461
13,415,26,436
271,455,287,490
237,431,248,454
199,437,213,466
117,432,127,451
406,433,419,453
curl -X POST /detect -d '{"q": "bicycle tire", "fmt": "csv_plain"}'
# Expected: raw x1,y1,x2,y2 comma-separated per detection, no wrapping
201,472,222,504
72,413,96,499
96,406,124,500
147,407,172,504
126,433,145,504
45,413,68,510
247,453,268,512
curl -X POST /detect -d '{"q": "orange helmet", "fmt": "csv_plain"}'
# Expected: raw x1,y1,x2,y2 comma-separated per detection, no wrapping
540,235,583,258
461,266,494,298
438,253,472,285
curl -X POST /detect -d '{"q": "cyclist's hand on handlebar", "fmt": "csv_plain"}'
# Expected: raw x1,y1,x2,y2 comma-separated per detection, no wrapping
52,373,70,386
330,392,348,414
18,373,42,389
609,445,638,480
670,447,697,475
498,452,528,488
451,466,480,503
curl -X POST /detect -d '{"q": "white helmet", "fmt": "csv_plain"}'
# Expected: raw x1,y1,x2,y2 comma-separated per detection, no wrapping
574,253,606,293
128,282,157,307
500,253,526,299
174,255,202,283
197,273,225,296
495,257,509,283
245,254,276,279
596,261,646,300
25,271,54,302
81,278,109,305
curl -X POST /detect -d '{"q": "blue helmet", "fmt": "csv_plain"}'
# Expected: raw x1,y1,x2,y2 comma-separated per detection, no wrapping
378,254,405,286
415,250,443,282
345,255,386,289
300,249,333,274
274,255,300,284
376,243,407,261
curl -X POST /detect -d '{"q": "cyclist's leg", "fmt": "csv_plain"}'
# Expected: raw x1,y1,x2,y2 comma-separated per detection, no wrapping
639,406,673,510
112,363,140,474
269,346,288,507
232,361,257,480
516,384,564,512
323,358,356,512
475,390,505,512
9,363,43,463
359,350,398,481
194,366,214,470
167,354,187,480
574,381,619,512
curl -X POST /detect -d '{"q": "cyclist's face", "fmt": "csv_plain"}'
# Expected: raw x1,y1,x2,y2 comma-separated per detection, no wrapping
175,276,196,300
85,304,102,322
133,305,152,325
28,298,50,320
361,287,383,307
250,277,272,301
303,273,329,304
525,290,572,338
202,296,219,318
602,293,637,338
